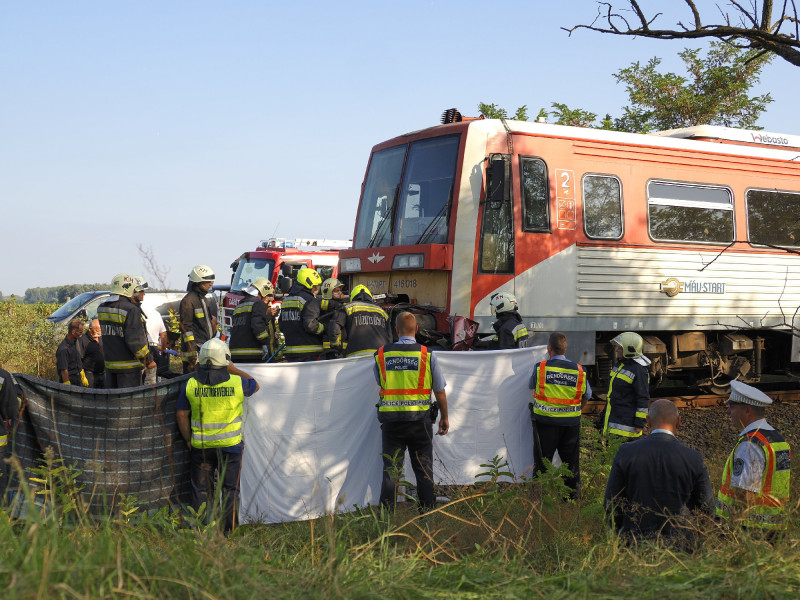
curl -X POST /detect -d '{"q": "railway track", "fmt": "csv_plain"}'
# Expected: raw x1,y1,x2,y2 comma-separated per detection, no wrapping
582,387,800,415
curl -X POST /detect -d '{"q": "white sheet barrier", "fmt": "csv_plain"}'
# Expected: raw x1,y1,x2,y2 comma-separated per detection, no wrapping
240,346,547,524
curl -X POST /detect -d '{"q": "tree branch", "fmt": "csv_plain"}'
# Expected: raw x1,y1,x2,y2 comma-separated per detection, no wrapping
565,1,800,67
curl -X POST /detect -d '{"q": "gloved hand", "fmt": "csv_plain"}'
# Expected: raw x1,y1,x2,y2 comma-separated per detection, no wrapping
166,349,179,356
261,345,270,361
80,370,89,387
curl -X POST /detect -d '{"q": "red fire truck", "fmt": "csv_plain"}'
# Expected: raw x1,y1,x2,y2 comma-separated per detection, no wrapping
221,238,350,335
337,110,800,391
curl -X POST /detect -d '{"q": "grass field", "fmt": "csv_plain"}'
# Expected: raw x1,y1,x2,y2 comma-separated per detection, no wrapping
1,301,799,599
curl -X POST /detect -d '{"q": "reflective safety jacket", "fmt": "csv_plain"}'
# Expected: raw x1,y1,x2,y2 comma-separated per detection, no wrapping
185,374,245,448
329,297,392,357
603,359,649,438
304,297,343,350
278,283,324,361
531,358,586,426
98,297,151,373
375,342,432,423
179,289,217,361
491,311,530,349
229,296,276,362
716,428,791,530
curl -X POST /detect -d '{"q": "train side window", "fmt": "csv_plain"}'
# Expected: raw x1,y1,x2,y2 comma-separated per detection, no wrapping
583,174,623,239
479,154,514,273
520,157,550,232
747,189,800,247
647,181,733,243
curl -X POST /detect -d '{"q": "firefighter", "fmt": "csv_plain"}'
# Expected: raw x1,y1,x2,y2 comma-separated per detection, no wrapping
602,332,650,440
717,380,791,534
278,267,325,362
176,338,260,534
229,277,279,363
98,273,154,389
179,265,218,374
0,365,20,483
488,292,530,349
305,278,346,354
329,284,392,357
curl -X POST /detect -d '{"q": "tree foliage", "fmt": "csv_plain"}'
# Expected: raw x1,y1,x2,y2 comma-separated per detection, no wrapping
23,283,108,304
478,103,529,121
612,41,773,132
482,41,771,133
566,0,800,67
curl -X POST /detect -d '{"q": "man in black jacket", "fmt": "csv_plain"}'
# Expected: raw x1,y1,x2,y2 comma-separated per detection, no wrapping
279,268,325,362
604,399,714,541
0,365,19,483
229,278,278,363
180,265,218,373
602,331,650,440
329,285,392,358
98,273,154,389
487,292,529,349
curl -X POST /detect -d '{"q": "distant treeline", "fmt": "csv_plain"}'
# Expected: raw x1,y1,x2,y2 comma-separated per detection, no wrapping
0,283,109,304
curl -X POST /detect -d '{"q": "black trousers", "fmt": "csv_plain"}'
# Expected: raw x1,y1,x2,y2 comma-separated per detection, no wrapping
379,419,435,511
532,420,581,497
104,370,142,389
190,447,242,534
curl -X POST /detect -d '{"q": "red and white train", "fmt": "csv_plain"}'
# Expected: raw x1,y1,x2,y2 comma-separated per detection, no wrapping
337,111,800,391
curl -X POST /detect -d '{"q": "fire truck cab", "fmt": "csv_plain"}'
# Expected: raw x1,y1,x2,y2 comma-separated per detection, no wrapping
221,237,350,336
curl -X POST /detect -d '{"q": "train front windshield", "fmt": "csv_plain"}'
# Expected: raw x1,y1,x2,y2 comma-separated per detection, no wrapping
353,135,460,249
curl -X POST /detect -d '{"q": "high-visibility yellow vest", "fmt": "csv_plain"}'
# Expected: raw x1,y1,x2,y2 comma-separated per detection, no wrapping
532,360,585,421
716,428,791,530
185,374,245,448
375,343,432,419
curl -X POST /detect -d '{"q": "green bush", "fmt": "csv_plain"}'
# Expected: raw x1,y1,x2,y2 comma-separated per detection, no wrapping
0,301,60,379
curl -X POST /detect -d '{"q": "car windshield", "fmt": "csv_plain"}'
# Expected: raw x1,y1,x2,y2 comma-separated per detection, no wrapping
47,291,106,321
231,258,275,291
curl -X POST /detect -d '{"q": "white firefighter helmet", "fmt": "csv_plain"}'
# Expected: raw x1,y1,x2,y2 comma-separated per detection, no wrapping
490,292,518,316
110,273,136,298
611,332,644,359
321,278,344,300
188,265,215,284
250,277,275,298
133,276,149,293
198,338,230,368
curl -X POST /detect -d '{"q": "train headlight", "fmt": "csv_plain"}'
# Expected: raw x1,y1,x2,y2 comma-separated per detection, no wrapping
340,257,362,273
392,254,424,269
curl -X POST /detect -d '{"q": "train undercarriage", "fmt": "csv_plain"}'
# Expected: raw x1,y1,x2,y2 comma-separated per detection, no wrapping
592,329,795,395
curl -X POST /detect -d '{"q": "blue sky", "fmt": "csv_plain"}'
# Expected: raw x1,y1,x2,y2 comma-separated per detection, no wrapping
2,1,798,296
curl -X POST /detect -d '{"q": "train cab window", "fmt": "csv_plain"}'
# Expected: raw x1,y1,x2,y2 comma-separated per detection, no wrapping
353,145,407,249
647,181,733,243
393,135,460,247
747,189,800,247
583,175,623,239
480,154,514,273
520,157,550,232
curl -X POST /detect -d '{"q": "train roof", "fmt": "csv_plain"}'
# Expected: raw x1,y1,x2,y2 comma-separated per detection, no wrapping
388,118,800,163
